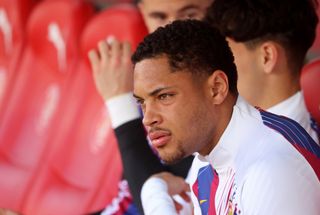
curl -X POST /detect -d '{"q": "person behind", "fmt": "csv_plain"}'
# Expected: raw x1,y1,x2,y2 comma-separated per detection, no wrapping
132,19,320,214
137,0,213,33
88,0,213,213
205,0,319,142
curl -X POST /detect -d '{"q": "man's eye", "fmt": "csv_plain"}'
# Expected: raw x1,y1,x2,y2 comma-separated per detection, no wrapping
158,93,174,100
136,99,144,105
185,13,197,19
150,13,167,21
179,10,202,20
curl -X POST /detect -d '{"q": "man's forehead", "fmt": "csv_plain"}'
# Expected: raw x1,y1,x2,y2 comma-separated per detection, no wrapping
134,57,170,77
141,0,208,9
133,58,195,88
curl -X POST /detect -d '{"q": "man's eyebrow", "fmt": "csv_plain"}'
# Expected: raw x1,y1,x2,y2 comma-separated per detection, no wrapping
148,11,166,18
149,87,168,97
133,93,142,100
133,86,175,99
178,4,201,13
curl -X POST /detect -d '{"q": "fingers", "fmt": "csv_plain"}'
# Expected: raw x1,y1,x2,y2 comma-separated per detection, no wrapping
88,49,99,73
122,41,132,64
110,39,122,67
98,40,109,64
183,181,191,192
87,39,132,83
110,40,132,67
177,180,191,202
179,191,191,203
173,199,183,213
89,39,131,67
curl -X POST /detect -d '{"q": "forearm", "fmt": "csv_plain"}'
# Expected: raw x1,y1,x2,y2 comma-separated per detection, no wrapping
141,177,178,215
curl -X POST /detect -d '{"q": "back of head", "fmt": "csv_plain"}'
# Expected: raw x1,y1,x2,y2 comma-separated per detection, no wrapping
206,0,319,72
132,19,238,94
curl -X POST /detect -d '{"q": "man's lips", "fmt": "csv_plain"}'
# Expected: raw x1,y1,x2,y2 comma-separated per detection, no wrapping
148,130,171,148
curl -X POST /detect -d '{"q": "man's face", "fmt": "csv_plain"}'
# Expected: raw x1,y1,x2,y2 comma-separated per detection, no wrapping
138,0,213,33
133,56,215,164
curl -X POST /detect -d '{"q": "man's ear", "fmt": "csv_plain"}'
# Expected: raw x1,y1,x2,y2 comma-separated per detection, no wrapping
259,41,278,74
207,70,229,105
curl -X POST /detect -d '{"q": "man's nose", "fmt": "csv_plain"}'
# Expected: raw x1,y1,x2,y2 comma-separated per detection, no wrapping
142,106,161,127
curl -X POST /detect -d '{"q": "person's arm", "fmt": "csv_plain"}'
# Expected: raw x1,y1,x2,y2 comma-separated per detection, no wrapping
141,172,191,215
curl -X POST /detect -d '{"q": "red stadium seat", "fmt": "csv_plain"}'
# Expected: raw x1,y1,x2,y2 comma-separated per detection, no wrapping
31,4,148,213
0,0,36,67
0,2,147,214
301,58,320,125
80,3,148,64
24,73,123,214
0,0,37,120
0,0,38,211
0,0,93,212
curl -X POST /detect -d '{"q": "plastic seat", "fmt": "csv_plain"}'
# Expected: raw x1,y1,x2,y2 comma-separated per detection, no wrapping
0,0,93,212
25,70,123,214
80,3,148,63
28,4,148,214
0,0,38,211
0,3,147,214
0,0,37,119
301,58,320,125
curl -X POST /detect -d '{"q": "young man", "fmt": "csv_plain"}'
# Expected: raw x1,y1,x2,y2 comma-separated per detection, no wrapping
88,0,213,213
134,19,320,215
205,0,319,142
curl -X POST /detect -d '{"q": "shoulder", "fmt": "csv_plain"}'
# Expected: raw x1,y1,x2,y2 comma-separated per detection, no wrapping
238,154,320,215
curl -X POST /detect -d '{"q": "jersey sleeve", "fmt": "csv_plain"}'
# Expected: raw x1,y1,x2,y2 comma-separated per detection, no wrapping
141,177,178,215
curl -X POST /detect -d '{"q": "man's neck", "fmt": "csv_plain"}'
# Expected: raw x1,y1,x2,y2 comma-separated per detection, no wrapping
242,71,300,109
198,94,238,156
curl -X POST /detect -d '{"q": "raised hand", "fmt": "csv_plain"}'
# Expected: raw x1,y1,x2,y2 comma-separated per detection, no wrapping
88,38,133,101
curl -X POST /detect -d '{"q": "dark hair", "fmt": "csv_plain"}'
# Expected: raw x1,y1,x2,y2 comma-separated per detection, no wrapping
132,19,238,94
205,0,319,74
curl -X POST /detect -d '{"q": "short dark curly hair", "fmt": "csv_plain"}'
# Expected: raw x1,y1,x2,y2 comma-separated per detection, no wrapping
205,0,319,74
132,19,238,94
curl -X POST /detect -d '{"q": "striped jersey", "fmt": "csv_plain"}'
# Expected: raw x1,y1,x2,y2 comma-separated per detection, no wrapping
192,96,320,215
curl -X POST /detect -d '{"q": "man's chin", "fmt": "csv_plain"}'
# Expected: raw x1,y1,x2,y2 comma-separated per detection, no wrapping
159,152,186,165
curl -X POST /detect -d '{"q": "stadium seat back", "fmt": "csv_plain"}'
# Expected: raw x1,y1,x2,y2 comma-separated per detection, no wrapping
301,58,320,125
80,3,148,65
0,1,93,213
0,0,36,116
